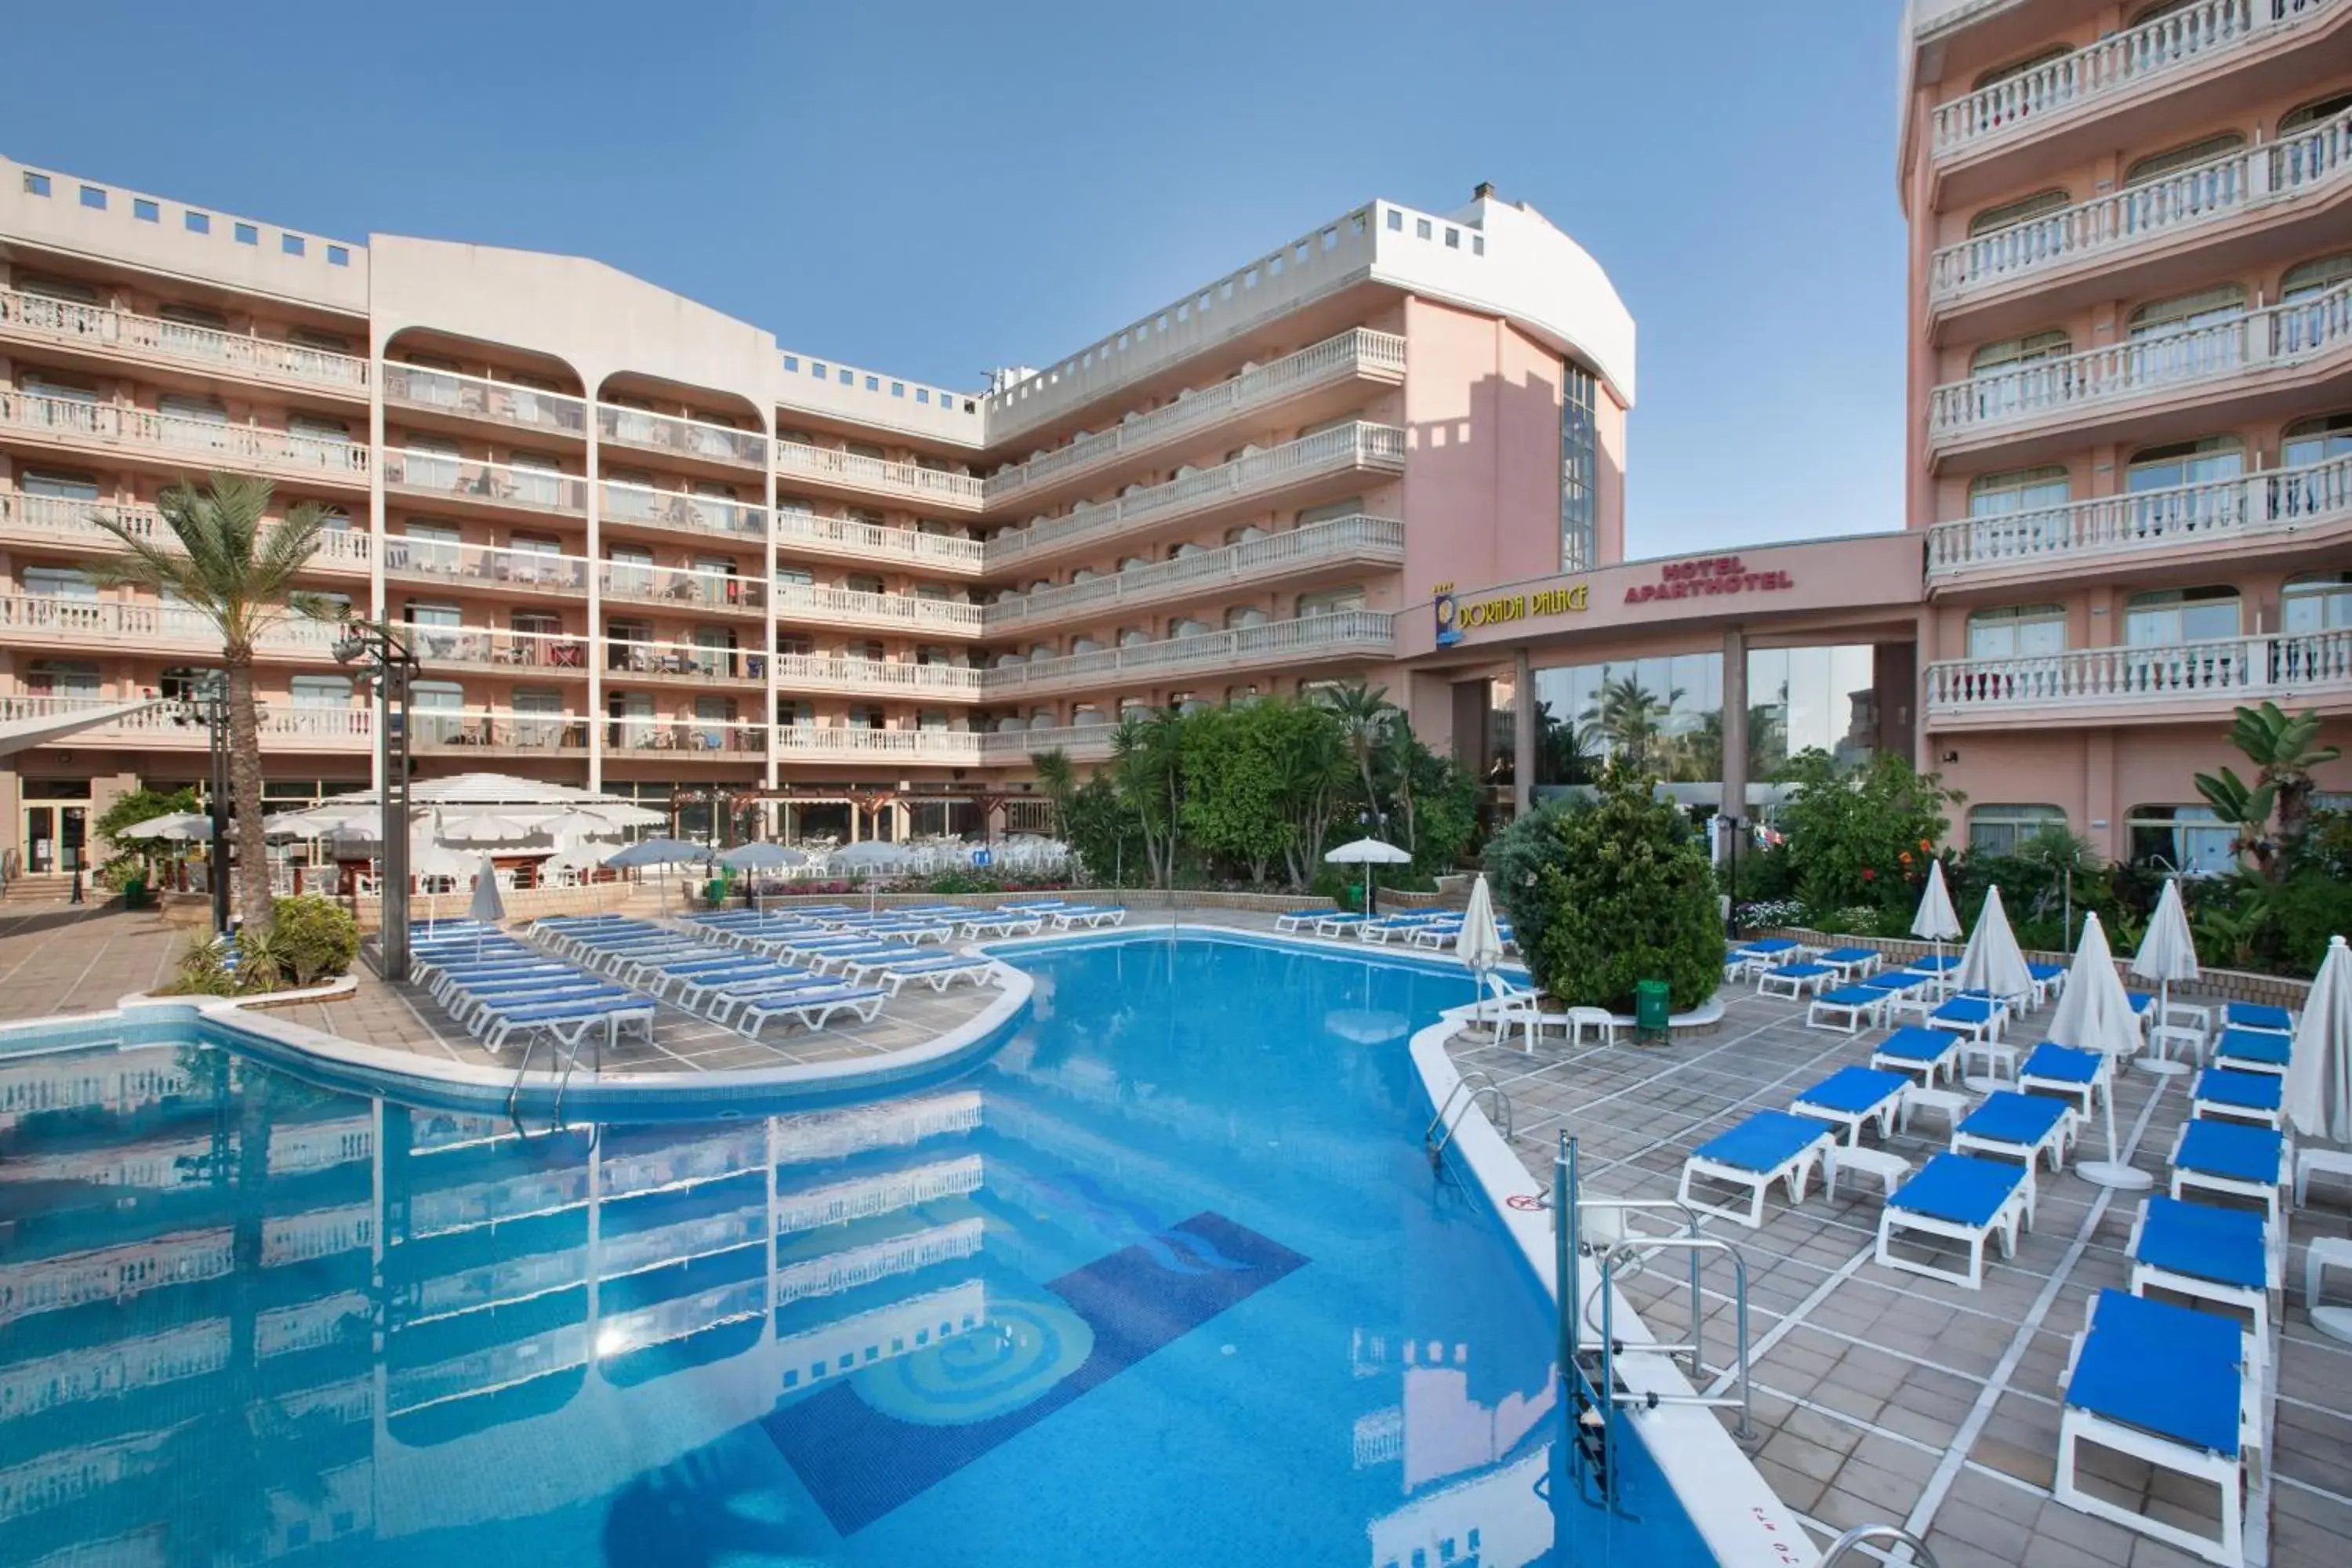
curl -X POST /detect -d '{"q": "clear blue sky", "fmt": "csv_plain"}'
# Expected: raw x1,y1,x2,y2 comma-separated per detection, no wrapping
6,0,1907,559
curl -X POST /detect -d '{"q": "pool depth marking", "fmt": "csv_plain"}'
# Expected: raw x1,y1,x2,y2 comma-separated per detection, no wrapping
762,1211,1307,1534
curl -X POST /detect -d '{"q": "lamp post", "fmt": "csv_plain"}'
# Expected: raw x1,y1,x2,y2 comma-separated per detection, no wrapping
335,622,421,981
173,671,232,936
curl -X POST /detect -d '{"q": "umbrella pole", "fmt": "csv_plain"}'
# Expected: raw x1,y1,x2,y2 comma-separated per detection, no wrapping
2139,977,2191,1076
2077,1055,2154,1190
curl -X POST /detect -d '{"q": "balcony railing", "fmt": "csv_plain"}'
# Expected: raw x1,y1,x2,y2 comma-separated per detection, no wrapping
989,423,1406,564
382,365,586,437
0,596,344,656
1931,110,2352,300
1929,0,2336,161
982,330,1406,503
411,708,592,754
982,610,1393,695
1926,453,2352,576
0,492,374,568
774,725,981,764
775,442,982,508
985,514,1405,631
773,583,982,636
383,539,590,597
597,562,766,613
0,289,370,392
1926,279,2352,442
978,723,1117,761
0,393,370,482
0,694,372,746
599,480,768,543
397,625,590,675
773,510,984,572
602,637,766,684
383,449,588,514
1925,629,2352,717
602,715,767,756
597,406,767,468
772,653,983,698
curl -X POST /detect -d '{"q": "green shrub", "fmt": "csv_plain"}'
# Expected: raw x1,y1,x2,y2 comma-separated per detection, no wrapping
270,895,359,985
2269,869,2352,976
1484,796,1590,962
164,937,237,997
1523,760,1724,1012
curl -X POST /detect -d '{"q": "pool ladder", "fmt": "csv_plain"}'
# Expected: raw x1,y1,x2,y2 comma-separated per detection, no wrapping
1425,1070,1513,1164
504,1024,596,1122
1817,1523,1940,1566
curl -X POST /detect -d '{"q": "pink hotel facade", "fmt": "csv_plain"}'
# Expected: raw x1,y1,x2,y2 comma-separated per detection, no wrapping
2,0,2349,876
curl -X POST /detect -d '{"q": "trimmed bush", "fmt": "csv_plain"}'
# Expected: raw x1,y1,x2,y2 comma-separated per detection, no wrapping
270,895,359,985
1523,760,1724,1012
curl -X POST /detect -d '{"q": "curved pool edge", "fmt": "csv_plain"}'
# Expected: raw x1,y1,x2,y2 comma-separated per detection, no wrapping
1409,1019,1818,1568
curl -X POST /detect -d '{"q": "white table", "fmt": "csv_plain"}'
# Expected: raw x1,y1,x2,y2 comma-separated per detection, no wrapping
2308,1236,2352,1346
2296,1148,2352,1208
1825,1145,1910,1204
1899,1084,1972,1137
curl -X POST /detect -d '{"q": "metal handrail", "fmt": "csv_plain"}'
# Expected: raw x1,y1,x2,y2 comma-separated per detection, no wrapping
1425,1069,1513,1161
1576,1196,1711,1373
1818,1523,1940,1567
1596,1234,1757,1442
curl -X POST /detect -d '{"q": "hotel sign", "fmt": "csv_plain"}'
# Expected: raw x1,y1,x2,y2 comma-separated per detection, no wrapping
1624,554,1794,605
1433,580,1588,646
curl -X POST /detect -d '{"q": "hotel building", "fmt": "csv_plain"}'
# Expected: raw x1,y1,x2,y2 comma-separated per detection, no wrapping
3,0,2349,882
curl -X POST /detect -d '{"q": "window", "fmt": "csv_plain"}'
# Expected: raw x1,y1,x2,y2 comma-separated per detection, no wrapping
2127,586,2241,644
2125,133,2246,187
28,659,101,697
1970,328,2071,374
2128,284,2245,339
1415,218,1432,239
1967,604,2067,659
184,211,209,234
2128,804,2238,875
1560,361,1598,572
1968,804,2067,855
281,234,305,257
1968,465,2069,517
2281,252,2352,300
20,469,100,500
22,171,49,197
24,567,96,598
2127,434,2242,492
291,675,354,708
1969,189,2071,235
1296,586,1367,618
1973,45,2068,93
1386,209,1403,231
402,602,463,628
78,185,106,211
2284,572,2352,633
2283,411,2352,468
2282,91,2352,136
132,198,158,223
327,246,349,267
234,223,257,246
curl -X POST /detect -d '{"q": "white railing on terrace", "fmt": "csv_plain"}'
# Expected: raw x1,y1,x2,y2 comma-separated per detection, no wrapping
410,709,591,753
989,423,1406,563
1930,0,2336,160
601,714,768,756
982,610,1392,693
0,694,372,744
979,723,1117,759
0,392,369,480
1932,111,2352,299
985,514,1404,630
600,480,768,541
775,441,983,508
772,653,982,697
597,406,767,468
597,562,767,613
1926,453,2352,575
397,625,590,674
382,539,589,593
773,583,983,635
0,596,343,655
0,289,369,392
382,365,586,437
775,725,981,763
1925,629,2352,716
0,492,373,566
774,510,985,572
602,637,766,683
982,330,1406,502
382,449,587,514
1927,280,2352,441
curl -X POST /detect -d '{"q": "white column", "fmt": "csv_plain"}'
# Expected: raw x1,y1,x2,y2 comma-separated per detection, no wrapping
1721,626,1749,829
763,422,780,793
1512,648,1534,818
584,401,604,793
366,343,388,793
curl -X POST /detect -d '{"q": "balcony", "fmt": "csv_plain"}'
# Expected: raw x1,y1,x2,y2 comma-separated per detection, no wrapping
383,539,590,595
774,442,982,510
383,365,586,439
1926,279,2352,451
1926,452,2352,582
0,393,370,487
982,610,1394,697
985,514,1405,633
411,709,591,757
597,561,766,615
982,329,1406,504
0,289,369,396
772,653,982,700
602,637,766,686
773,583,983,638
1924,628,2352,726
987,423,1407,566
979,723,1116,764
597,406,767,469
1930,109,2352,305
773,510,984,575
398,625,590,677
0,694,372,750
0,492,373,572
601,714,767,759
0,596,345,659
383,449,588,516
1929,0,2339,164
599,480,768,544
774,724,982,765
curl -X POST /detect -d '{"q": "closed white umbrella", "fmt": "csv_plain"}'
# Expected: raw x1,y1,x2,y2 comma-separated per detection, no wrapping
467,854,505,960
2285,934,2352,1145
1325,836,1412,917
2129,878,2201,1077
1457,873,1506,1037
1911,858,1962,969
1955,884,2036,1093
2049,913,2153,1192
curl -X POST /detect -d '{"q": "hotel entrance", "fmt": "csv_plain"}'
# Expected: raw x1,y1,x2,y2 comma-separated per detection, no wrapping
20,780,92,876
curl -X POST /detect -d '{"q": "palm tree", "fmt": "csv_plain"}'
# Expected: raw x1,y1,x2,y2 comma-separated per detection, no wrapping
1577,674,1680,771
86,474,333,941
1318,680,1397,835
1109,709,1185,886
1033,747,1079,843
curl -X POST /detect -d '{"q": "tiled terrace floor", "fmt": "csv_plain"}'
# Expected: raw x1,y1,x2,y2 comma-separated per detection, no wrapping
1451,980,2352,1568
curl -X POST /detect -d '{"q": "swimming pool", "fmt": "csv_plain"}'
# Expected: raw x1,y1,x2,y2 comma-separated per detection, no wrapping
0,931,1716,1566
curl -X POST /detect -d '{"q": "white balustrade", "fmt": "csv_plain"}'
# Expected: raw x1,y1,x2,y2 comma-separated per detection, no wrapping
0,597,343,655
601,713,767,756
597,405,768,467
982,610,1393,694
397,626,592,675
773,725,982,763
409,709,591,753
1932,111,2352,299
982,330,1406,501
597,561,766,613
1925,629,2352,717
0,693,372,745
1930,0,2334,160
1927,280,2352,441
383,449,586,513
0,289,369,391
598,637,766,683
979,723,1119,760
0,492,374,569
382,365,586,436
0,393,369,480
989,423,1406,564
773,509,985,572
383,539,590,593
985,514,1404,630
775,441,983,507
600,480,768,541
1927,454,2352,575
773,583,983,635
771,653,983,697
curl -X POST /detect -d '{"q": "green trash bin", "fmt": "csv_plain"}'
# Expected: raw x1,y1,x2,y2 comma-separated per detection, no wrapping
1634,979,1672,1043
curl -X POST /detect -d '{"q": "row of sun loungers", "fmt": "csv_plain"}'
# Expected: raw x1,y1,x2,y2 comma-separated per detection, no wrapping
408,924,657,1054
1270,907,1516,951
532,914,950,1035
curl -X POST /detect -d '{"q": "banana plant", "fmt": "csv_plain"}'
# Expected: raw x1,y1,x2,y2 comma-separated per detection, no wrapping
2227,700,2343,846
2192,764,2279,880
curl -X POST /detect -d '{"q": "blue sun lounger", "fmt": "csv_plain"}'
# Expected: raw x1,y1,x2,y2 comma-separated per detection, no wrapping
1927,994,2005,1042
2169,1118,2288,1224
1870,1025,1962,1086
2225,1000,2293,1034
2192,1067,2283,1129
2130,1194,2276,1342
1677,1109,1836,1229
1806,985,1890,1034
1045,905,1127,929
844,953,996,992
2025,960,2067,1006
1791,1066,1911,1146
1757,961,1836,1000
477,992,656,1054
2017,1041,2108,1118
670,961,818,1011
1875,1152,2031,1289
1952,1090,2075,1176
956,909,1046,937
2211,1026,2292,1075
2058,1288,2249,1567
630,955,780,998
1816,946,1882,978
1274,909,1338,933
700,973,840,1027
739,984,889,1036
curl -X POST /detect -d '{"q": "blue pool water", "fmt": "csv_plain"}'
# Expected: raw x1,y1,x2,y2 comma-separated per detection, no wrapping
0,933,1714,1566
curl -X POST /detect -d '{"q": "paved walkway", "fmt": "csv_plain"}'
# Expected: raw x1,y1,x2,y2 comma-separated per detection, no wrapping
1451,980,2352,1568
0,904,187,1016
